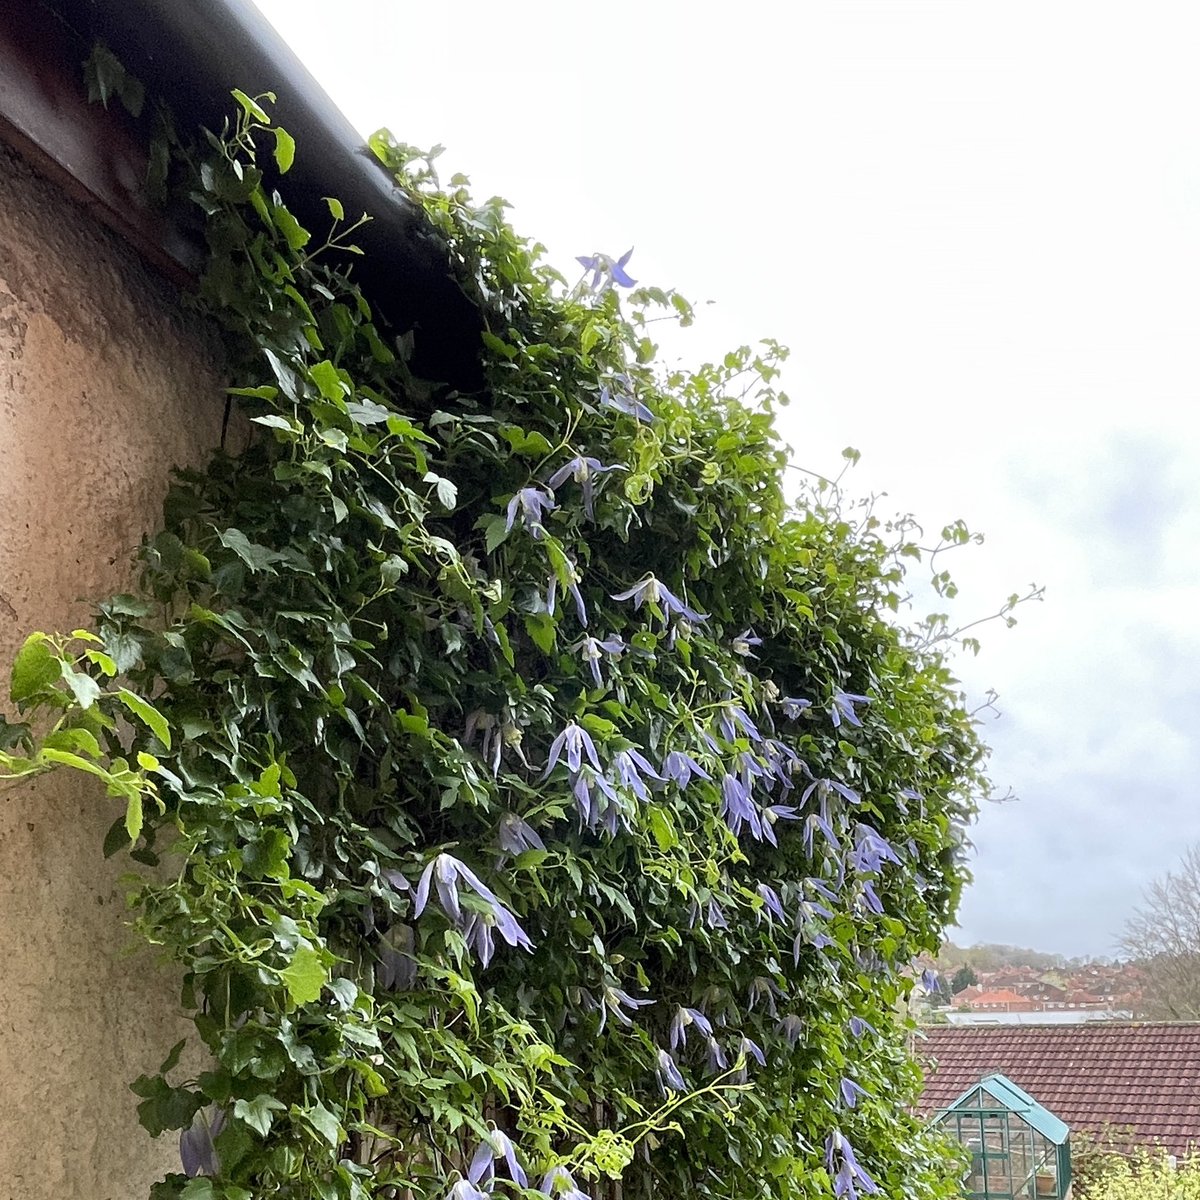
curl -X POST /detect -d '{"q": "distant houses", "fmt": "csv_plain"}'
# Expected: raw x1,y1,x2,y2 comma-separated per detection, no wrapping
938,962,1144,1022
919,1022,1200,1158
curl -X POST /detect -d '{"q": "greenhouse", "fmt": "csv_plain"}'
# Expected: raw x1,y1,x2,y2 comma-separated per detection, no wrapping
934,1073,1072,1200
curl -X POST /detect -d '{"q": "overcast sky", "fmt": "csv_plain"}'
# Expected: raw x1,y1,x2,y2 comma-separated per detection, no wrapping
252,0,1200,959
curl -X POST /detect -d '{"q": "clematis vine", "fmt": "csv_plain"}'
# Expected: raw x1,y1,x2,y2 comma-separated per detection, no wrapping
756,883,786,923
656,1047,687,1092
825,1130,881,1200
610,747,664,802
662,749,710,788
545,566,589,627
496,812,545,857
544,721,602,776
576,247,636,290
839,1077,868,1109
829,689,870,729
732,629,763,657
540,1166,590,1200
612,574,707,624
547,454,621,520
780,695,813,720
717,702,761,743
852,824,902,874
849,1016,877,1039
468,1129,527,1189
180,1107,225,1178
505,486,555,538
575,633,624,687
412,853,533,962
600,381,656,423
601,984,654,1031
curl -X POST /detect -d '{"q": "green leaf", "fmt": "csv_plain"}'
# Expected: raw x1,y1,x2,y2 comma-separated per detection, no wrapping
116,689,172,749
273,204,310,250
301,1101,344,1147
325,196,345,221
10,634,59,703
60,664,101,710
125,791,144,842
524,613,556,654
217,528,279,573
231,88,271,124
250,414,297,432
180,1179,215,1200
280,944,327,1005
273,126,296,173
234,1093,285,1138
309,359,345,403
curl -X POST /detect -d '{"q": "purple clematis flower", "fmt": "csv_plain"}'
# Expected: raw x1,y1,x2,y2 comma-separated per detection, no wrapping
611,574,707,623
505,486,555,538
830,689,870,729
576,247,637,290
717,703,762,743
661,749,711,788
756,883,787,923
468,1129,527,1188
922,967,943,994
602,985,655,1030
669,1005,714,1050
840,1077,868,1109
576,633,624,687
547,455,621,521
826,1130,881,1200
600,382,656,423
780,696,812,720
545,567,589,628
853,824,902,874
180,1108,225,1178
859,880,886,916
760,803,800,847
412,853,533,959
804,811,840,858
705,897,728,930
720,772,759,840
747,975,784,1016
705,1037,728,1072
657,1047,687,1092
544,721,602,776
849,1016,876,1039
447,1182,491,1200
570,766,624,831
740,1036,766,1067
611,747,664,802
496,812,545,856
541,1166,590,1200
732,629,763,657
779,1014,805,1047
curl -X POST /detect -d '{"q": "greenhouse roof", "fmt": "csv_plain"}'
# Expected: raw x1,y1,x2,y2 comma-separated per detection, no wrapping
944,1073,1070,1146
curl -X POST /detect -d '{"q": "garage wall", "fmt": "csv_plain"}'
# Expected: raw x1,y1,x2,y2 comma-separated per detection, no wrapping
0,142,224,1199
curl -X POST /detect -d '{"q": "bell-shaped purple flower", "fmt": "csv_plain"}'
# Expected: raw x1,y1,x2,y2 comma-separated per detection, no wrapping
544,721,602,776
656,1047,687,1092
717,703,761,743
412,853,533,960
840,1077,868,1108
830,689,870,729
540,1166,590,1200
611,574,707,623
780,696,812,720
180,1107,225,1178
603,985,655,1030
852,824,901,874
661,749,710,788
448,1180,491,1200
756,883,786,923
825,1130,881,1199
468,1129,527,1188
576,633,625,687
779,1014,805,1047
849,1016,876,1039
611,747,664,802
576,247,636,290
496,812,545,856
669,1005,713,1050
732,629,763,657
505,486,555,538
547,455,621,520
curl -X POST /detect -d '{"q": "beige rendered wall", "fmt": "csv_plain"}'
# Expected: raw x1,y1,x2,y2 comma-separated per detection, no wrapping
0,143,225,1198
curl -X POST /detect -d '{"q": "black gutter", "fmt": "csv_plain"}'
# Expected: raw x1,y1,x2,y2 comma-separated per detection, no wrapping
52,0,483,390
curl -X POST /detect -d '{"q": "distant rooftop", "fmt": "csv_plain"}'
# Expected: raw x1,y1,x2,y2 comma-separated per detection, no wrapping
919,1022,1200,1157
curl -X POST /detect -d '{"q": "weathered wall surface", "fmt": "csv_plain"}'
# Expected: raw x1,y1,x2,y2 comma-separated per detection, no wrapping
0,143,224,1198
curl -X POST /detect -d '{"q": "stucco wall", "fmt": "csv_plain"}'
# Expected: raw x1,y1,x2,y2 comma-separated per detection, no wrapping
0,142,225,1198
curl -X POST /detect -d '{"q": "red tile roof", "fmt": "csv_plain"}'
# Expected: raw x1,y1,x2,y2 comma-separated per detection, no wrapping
918,1023,1200,1157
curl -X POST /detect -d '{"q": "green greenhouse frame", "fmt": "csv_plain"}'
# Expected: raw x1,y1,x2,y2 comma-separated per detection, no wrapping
933,1073,1072,1200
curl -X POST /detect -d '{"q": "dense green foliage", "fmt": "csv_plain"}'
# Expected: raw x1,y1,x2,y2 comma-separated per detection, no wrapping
2,95,993,1200
1077,1149,1200,1200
